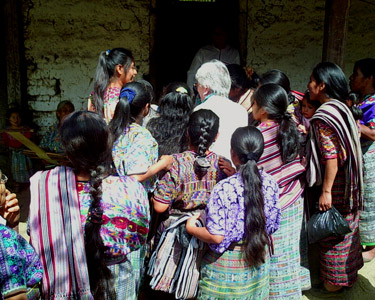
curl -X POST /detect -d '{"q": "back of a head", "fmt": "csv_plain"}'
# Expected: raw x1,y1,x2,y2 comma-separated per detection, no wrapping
93,48,134,116
188,109,219,177
260,70,291,94
195,60,231,97
159,91,193,120
60,111,112,172
254,83,288,120
227,64,251,91
162,81,193,99
312,62,348,102
231,126,268,267
354,58,375,88
109,81,150,141
254,84,300,163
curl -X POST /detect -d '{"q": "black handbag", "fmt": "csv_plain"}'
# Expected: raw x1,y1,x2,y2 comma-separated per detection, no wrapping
307,205,351,244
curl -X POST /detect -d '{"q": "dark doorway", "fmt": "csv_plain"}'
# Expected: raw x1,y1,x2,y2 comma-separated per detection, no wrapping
151,0,239,98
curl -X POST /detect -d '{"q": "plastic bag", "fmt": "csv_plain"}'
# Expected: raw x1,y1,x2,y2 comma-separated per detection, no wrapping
307,205,351,244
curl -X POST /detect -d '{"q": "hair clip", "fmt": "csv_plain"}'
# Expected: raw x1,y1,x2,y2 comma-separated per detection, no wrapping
87,207,103,224
106,49,111,56
176,87,188,94
120,87,136,104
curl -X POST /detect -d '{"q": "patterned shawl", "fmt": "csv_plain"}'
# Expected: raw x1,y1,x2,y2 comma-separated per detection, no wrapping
29,166,93,299
307,99,363,210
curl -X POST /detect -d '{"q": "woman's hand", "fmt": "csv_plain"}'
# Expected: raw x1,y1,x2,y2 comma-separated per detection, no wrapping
159,155,173,171
319,191,332,211
186,215,200,235
1,190,20,228
218,157,236,177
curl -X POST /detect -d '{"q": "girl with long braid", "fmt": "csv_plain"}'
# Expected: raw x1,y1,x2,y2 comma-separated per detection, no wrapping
28,111,149,299
88,48,138,123
186,126,281,299
148,109,226,298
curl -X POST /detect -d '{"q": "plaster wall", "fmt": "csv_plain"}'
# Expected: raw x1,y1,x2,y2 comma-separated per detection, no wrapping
244,0,375,93
21,0,375,136
22,0,150,136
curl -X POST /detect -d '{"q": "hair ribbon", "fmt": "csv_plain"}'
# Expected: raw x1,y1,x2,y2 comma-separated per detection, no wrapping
106,49,111,56
246,152,258,162
120,87,136,104
87,207,103,224
176,87,188,94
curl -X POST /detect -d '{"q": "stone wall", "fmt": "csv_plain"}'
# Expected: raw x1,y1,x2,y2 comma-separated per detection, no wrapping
20,0,375,136
244,0,375,92
22,0,150,136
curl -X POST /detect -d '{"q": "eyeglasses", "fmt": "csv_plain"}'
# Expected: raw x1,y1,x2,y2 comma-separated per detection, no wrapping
194,82,201,89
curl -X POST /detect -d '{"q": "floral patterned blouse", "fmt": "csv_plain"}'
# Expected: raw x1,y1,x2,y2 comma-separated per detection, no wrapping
313,119,347,166
205,170,281,253
358,94,375,129
88,86,121,123
0,224,43,298
77,175,149,259
112,123,158,192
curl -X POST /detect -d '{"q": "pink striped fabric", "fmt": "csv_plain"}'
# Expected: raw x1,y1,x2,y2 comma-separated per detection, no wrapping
257,121,305,209
29,166,93,299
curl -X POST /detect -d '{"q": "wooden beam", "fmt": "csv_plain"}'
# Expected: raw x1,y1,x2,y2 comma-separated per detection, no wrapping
3,0,24,106
322,0,350,69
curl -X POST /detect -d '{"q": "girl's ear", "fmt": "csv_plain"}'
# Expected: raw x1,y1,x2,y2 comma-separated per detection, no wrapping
318,81,326,93
214,132,219,142
142,103,150,117
115,64,124,76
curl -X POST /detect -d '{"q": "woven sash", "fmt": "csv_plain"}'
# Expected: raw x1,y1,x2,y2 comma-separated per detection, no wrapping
29,166,93,299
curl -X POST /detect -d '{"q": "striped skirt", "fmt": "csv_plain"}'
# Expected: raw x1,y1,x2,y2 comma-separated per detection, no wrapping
198,246,270,300
318,210,363,286
269,196,310,300
360,141,375,245
107,246,146,300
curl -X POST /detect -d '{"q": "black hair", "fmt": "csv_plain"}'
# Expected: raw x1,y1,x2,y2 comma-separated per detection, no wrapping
187,109,219,178
92,48,134,117
353,58,375,88
227,64,251,91
231,126,268,266
260,69,296,104
254,84,300,163
303,90,321,110
109,81,151,142
161,81,193,99
312,62,349,102
5,107,23,126
348,92,363,121
147,91,193,156
60,111,114,298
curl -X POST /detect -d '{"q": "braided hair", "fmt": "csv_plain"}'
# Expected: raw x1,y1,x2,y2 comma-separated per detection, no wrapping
187,109,219,178
60,111,114,298
231,126,269,266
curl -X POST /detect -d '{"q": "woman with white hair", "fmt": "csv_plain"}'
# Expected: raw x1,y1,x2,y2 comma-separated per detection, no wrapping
194,60,248,162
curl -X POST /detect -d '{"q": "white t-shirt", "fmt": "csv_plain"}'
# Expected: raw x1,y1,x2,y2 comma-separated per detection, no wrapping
194,95,248,162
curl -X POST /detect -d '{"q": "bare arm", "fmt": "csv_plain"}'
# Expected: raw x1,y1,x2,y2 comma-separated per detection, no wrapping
131,155,173,183
319,158,338,211
186,215,224,244
5,292,28,300
359,124,375,141
152,197,169,214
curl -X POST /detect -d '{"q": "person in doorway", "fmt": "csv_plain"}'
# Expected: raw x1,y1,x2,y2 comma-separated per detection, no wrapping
187,23,240,92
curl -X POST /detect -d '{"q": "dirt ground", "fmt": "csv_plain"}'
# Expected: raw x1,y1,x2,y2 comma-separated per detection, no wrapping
16,187,375,300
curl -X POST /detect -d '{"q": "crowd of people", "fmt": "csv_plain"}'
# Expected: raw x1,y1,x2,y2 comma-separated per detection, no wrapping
1,46,375,300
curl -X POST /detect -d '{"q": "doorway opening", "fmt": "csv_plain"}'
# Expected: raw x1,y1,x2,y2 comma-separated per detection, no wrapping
151,0,239,98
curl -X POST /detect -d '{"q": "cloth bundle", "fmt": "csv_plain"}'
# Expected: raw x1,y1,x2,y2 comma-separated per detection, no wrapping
147,214,205,299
